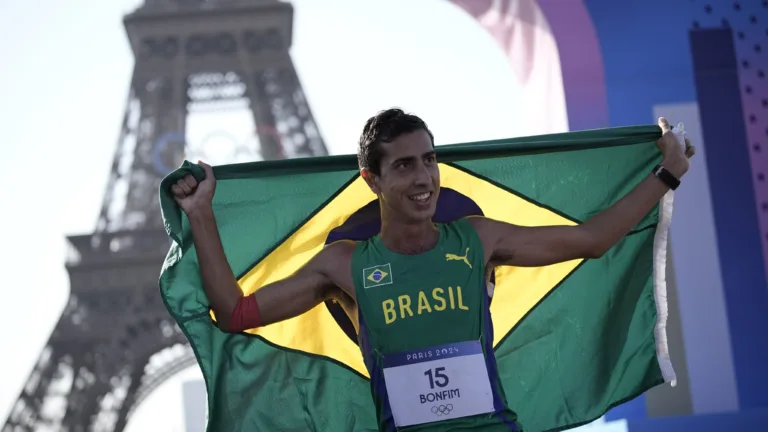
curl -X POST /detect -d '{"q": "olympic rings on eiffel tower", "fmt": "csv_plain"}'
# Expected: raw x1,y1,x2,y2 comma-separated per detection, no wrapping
150,125,282,176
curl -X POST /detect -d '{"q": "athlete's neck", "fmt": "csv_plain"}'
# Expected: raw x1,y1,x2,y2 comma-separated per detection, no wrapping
379,219,439,255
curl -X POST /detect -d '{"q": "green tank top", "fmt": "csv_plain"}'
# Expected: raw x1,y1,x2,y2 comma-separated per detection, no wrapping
352,218,521,432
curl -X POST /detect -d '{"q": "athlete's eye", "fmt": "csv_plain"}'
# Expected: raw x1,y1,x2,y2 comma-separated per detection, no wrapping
425,155,436,164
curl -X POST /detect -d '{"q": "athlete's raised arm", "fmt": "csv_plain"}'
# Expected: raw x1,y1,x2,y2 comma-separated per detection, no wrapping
171,162,351,333
471,117,696,268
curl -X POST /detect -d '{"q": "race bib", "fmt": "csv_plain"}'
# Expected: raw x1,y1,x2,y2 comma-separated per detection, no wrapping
381,340,495,427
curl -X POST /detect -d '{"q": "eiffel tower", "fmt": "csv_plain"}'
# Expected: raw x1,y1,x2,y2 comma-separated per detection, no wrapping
2,1,326,431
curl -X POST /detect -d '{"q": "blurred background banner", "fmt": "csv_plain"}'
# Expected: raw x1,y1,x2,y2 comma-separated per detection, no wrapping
0,0,766,431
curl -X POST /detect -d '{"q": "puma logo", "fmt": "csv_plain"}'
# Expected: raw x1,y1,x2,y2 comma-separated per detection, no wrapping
445,248,472,269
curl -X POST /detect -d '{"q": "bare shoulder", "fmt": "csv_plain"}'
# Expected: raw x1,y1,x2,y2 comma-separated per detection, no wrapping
466,216,501,244
311,240,357,296
466,215,520,236
465,216,513,263
466,215,490,231
319,239,356,259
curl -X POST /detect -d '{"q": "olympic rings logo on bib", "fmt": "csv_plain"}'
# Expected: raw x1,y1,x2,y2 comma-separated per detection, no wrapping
432,404,454,416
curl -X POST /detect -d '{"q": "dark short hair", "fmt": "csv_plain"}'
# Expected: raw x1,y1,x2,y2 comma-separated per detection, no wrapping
357,108,434,175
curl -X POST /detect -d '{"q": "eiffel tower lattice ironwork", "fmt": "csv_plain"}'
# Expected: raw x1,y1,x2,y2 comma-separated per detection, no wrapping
2,1,327,431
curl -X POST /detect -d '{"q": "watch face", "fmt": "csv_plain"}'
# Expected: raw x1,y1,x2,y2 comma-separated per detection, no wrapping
654,165,680,190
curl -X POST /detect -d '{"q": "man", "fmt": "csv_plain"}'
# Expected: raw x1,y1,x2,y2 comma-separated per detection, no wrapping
171,109,694,431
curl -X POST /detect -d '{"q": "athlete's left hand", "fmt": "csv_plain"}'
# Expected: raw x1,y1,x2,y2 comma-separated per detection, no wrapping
656,117,695,178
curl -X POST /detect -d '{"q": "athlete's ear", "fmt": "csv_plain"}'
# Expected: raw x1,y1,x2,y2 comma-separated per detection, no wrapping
361,169,380,194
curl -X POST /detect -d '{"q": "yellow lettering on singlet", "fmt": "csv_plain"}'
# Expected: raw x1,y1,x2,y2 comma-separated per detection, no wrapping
397,295,413,319
457,286,469,311
382,299,396,324
432,288,446,311
381,287,470,325
417,291,432,314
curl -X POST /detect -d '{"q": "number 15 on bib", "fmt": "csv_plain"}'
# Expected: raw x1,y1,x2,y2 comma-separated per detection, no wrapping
381,341,496,427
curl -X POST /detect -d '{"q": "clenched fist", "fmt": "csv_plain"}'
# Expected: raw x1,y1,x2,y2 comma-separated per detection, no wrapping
171,161,216,216
657,117,695,178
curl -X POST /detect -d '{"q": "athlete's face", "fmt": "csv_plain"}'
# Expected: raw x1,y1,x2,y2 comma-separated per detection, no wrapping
364,129,440,223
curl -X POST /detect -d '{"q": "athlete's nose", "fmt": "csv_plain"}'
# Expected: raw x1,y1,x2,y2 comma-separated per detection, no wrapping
413,161,431,187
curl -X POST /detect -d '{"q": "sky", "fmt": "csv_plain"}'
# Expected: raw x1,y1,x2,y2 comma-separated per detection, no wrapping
0,1,614,431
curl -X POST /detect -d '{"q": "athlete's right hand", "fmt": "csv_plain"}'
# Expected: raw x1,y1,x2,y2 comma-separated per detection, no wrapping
171,160,217,216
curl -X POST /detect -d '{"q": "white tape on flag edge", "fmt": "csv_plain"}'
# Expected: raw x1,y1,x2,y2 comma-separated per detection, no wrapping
651,123,686,387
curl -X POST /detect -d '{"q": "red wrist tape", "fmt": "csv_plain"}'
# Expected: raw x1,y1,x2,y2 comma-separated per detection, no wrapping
228,294,261,332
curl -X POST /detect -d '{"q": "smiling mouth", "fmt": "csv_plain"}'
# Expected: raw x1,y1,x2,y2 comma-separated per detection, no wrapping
408,192,432,203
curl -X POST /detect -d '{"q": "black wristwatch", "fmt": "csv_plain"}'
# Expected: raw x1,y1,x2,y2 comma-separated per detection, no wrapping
652,164,681,190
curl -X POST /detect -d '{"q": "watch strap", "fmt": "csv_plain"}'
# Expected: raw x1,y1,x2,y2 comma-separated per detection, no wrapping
652,164,681,190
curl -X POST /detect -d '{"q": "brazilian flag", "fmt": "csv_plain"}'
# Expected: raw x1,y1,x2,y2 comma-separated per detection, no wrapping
159,125,677,432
